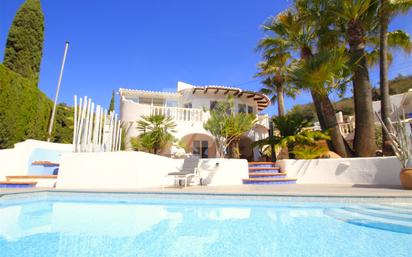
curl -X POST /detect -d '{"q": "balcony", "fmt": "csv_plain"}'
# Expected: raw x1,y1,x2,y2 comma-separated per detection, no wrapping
150,106,205,122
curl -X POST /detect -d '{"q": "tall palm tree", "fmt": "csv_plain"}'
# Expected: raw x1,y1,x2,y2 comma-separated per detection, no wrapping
260,6,352,157
379,0,412,155
255,56,297,116
333,0,379,157
288,48,354,158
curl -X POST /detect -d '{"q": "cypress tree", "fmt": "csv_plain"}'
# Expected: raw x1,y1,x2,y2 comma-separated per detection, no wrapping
3,0,44,83
109,90,115,113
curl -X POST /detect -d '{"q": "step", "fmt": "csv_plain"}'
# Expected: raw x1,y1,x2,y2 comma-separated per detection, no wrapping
242,178,297,185
324,208,412,234
249,167,281,173
248,162,278,165
0,181,37,188
249,172,287,178
6,175,58,181
249,162,279,168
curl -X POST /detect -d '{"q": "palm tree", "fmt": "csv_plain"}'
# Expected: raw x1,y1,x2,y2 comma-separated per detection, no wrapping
135,114,176,154
260,5,352,157
256,40,297,116
253,114,330,159
288,48,354,157
332,0,379,157
379,0,412,155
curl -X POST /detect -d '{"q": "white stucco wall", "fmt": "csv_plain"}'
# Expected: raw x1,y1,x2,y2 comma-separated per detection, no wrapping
0,140,72,180
278,157,402,186
56,152,248,189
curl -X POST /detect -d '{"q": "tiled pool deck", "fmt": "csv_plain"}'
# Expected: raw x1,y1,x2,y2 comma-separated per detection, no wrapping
1,184,412,198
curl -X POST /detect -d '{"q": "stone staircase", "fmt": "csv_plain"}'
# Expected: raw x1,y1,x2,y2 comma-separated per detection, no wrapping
242,162,297,185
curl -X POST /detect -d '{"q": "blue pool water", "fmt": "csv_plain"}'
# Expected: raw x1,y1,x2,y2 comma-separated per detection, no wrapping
0,194,411,257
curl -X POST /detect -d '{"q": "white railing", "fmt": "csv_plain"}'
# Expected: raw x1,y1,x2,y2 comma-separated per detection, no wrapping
339,122,354,137
150,106,204,122
255,114,269,128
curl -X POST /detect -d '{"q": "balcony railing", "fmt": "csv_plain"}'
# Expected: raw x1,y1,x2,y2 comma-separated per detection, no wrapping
150,106,204,122
255,114,269,128
339,122,355,137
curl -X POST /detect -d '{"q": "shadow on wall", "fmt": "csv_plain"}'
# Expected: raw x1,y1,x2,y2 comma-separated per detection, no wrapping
280,157,401,185
27,148,71,175
198,159,220,185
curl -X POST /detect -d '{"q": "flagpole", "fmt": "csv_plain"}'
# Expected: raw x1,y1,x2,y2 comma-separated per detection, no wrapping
47,41,69,142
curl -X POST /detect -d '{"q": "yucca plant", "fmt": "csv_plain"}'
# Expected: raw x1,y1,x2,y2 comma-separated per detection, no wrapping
376,106,412,168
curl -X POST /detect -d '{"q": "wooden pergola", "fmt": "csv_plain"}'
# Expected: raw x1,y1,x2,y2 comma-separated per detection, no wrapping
191,86,270,111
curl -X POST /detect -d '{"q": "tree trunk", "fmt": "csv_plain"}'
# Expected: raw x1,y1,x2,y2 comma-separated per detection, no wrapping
302,46,352,157
228,140,240,159
312,92,353,157
276,83,285,117
287,143,296,159
348,20,377,157
379,0,394,156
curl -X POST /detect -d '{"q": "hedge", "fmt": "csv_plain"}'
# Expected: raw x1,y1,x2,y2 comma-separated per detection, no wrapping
0,64,51,148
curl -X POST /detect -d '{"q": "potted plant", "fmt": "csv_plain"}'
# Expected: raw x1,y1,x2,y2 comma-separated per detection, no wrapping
377,106,412,189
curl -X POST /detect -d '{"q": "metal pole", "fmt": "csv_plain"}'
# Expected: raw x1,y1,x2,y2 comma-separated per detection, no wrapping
47,42,70,142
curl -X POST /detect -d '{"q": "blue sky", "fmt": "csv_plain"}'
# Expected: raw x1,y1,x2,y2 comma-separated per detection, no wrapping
0,0,411,115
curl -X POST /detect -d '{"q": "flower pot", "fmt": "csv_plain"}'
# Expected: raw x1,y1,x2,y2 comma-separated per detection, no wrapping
400,168,412,190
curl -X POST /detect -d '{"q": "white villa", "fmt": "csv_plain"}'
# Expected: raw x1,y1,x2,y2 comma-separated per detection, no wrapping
119,81,271,161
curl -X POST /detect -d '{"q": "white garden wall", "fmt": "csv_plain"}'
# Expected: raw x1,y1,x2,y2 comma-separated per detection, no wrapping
278,157,402,186
0,140,72,180
56,151,248,189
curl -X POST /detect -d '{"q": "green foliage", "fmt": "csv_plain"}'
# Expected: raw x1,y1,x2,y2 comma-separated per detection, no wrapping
0,64,51,148
388,74,412,95
334,98,355,116
134,114,176,154
287,104,317,125
288,48,351,96
109,90,115,113
290,70,411,119
51,103,73,144
3,0,44,82
292,144,329,159
253,114,330,159
204,99,256,158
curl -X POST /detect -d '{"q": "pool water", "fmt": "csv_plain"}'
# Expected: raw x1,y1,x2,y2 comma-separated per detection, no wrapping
0,194,411,257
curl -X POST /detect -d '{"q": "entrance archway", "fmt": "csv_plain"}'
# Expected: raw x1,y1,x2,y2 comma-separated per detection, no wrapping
180,133,217,158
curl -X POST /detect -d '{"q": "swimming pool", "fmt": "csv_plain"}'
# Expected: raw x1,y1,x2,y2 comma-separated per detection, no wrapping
0,192,411,257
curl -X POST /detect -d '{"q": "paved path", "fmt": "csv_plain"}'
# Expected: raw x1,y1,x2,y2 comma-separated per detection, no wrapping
1,184,412,198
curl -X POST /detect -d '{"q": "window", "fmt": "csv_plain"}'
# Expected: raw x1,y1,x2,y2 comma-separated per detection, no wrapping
184,102,192,108
125,96,139,103
166,100,178,107
139,97,152,105
192,140,208,158
247,105,254,114
238,104,246,113
211,101,231,114
138,97,165,106
152,98,165,106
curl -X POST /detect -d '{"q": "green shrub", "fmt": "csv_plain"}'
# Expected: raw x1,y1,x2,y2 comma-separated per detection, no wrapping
3,0,44,82
0,64,51,148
